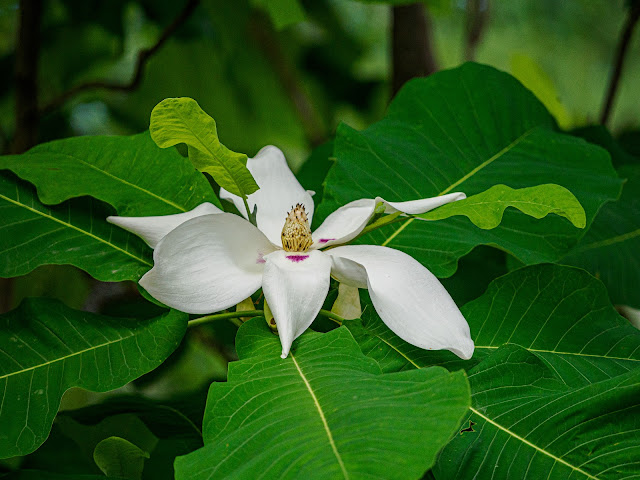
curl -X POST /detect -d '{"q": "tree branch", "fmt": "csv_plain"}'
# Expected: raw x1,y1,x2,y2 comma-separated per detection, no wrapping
391,3,438,97
40,0,200,116
600,2,640,126
12,0,42,153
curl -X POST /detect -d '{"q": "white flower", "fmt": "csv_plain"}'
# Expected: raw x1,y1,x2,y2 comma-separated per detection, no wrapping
108,146,474,360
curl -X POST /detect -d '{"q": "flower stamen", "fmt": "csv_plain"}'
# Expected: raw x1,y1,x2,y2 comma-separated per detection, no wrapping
281,204,313,252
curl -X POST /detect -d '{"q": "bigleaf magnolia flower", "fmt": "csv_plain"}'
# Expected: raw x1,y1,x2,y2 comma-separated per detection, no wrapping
108,146,474,360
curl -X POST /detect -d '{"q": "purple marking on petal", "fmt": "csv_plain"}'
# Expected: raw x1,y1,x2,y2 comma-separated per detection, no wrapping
286,255,309,263
318,238,335,244
256,252,266,264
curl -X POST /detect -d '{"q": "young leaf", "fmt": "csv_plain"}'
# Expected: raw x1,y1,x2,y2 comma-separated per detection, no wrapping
417,184,586,229
0,172,151,281
434,345,640,480
347,264,640,384
174,319,470,480
0,298,187,458
93,437,149,480
319,63,621,277
150,97,259,198
0,132,219,217
562,165,640,308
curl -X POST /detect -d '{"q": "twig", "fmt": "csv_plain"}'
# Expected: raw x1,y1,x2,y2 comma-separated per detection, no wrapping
600,2,640,126
12,0,42,153
391,3,438,97
40,0,200,115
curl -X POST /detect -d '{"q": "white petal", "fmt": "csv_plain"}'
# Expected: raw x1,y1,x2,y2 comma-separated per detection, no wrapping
378,192,466,215
262,249,331,358
107,202,222,248
219,146,314,246
311,199,376,248
140,213,276,314
328,245,474,360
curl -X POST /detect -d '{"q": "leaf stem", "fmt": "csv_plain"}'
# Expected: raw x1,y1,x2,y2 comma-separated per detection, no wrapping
187,309,345,328
188,310,264,328
319,309,345,325
242,196,256,226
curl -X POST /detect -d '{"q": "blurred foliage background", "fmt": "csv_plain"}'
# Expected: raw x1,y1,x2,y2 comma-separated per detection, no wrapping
1,0,639,164
0,0,638,406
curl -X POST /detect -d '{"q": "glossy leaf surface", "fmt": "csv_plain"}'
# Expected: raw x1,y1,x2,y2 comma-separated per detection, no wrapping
175,319,470,480
0,299,187,458
319,63,621,277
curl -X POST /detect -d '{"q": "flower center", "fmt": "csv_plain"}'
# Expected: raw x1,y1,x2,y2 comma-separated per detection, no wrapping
281,203,313,252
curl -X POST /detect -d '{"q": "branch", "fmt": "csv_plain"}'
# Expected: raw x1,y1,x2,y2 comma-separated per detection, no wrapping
391,3,438,97
12,0,43,153
40,0,200,115
600,2,640,126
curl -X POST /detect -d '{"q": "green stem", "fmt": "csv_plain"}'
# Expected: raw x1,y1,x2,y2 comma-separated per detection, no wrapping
319,309,345,325
188,309,345,328
188,310,263,328
242,196,255,226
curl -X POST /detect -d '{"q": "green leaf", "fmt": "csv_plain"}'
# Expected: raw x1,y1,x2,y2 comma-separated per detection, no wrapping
346,264,640,385
251,0,306,29
63,395,203,445
510,53,573,129
319,63,621,277
573,125,639,168
0,132,219,217
56,415,159,464
93,437,149,480
0,172,152,281
562,165,640,309
0,471,123,479
0,298,187,458
174,319,470,480
434,345,640,480
149,97,259,198
418,184,586,229
27,401,202,480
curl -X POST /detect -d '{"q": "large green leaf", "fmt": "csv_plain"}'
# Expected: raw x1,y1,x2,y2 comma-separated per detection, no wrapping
0,298,187,458
319,63,621,277
0,172,151,281
434,345,640,480
150,97,258,198
0,132,219,217
419,184,585,229
346,264,640,386
562,166,640,308
174,318,470,480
